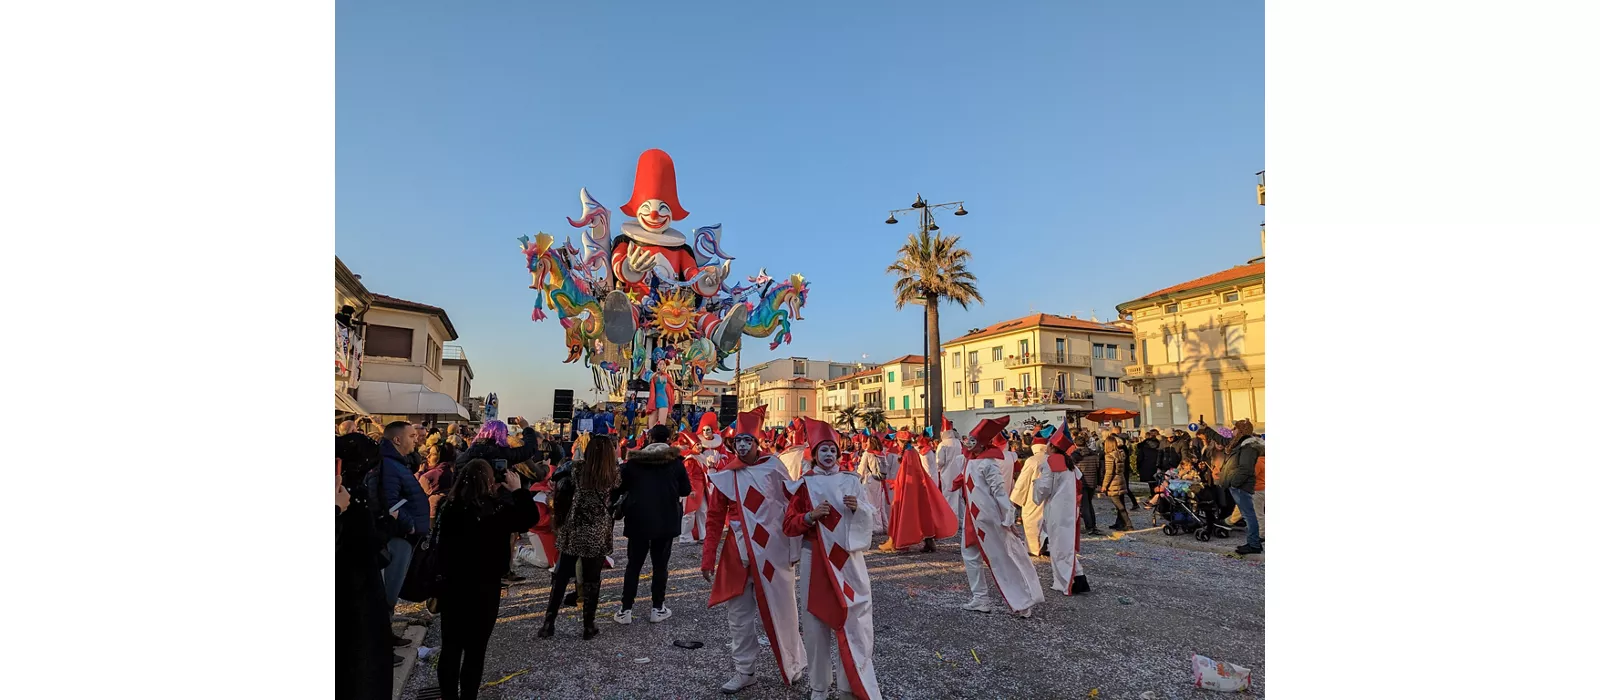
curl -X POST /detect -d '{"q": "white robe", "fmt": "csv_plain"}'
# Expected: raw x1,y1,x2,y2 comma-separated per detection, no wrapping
705,456,807,683
1010,452,1049,556
778,445,809,481
960,454,1046,612
1032,459,1086,595
856,452,890,534
789,469,882,700
934,434,967,527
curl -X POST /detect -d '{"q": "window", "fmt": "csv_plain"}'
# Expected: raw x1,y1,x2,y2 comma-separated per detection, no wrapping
1224,291,1240,303
991,346,1003,361
777,397,786,411
889,396,897,410
969,381,979,394
1020,373,1031,389
1140,339,1149,364
1165,303,1179,313
952,353,961,368
888,371,895,383
1230,389,1253,424
1105,344,1118,360
953,382,962,396
1253,387,1266,423
1224,324,1244,356
968,351,978,366
1170,392,1190,426
903,395,910,410
1108,377,1120,392
1056,373,1067,392
365,325,413,359
1164,331,1183,363
1019,339,1030,357
1056,338,1065,356
426,338,441,373
983,399,994,408
793,360,808,376
1092,343,1105,359
799,397,807,412
1095,376,1107,392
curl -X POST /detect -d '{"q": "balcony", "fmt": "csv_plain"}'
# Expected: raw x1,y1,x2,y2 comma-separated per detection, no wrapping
1002,352,1091,368
901,376,925,388
443,344,468,361
1122,364,1153,380
883,408,917,420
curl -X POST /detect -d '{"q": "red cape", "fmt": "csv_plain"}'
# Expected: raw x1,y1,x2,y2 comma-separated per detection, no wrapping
886,448,958,547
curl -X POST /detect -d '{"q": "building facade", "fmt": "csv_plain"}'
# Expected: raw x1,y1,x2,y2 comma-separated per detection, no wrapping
1115,261,1266,431
939,313,1138,415
686,377,735,410
356,293,472,423
819,355,930,432
736,357,861,412
334,257,374,417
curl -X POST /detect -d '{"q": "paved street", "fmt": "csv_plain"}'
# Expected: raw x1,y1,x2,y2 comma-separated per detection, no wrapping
398,498,1264,699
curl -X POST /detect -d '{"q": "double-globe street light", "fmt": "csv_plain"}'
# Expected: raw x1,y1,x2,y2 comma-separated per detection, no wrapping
885,194,967,434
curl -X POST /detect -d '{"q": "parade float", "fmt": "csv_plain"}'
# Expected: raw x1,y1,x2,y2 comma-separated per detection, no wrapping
519,149,809,425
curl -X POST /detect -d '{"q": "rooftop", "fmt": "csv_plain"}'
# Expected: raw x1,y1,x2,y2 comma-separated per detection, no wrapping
371,293,460,340
943,313,1131,346
1119,261,1266,309
882,354,927,365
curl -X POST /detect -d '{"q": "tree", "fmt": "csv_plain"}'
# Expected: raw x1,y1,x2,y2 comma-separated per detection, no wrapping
887,229,983,436
862,409,890,434
833,405,862,433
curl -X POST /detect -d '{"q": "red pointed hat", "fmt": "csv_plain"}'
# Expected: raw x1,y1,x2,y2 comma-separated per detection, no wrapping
992,432,1009,448
940,416,954,433
696,412,718,433
1047,427,1075,455
969,416,1010,448
1031,432,1048,446
620,149,689,221
803,417,841,451
733,404,767,438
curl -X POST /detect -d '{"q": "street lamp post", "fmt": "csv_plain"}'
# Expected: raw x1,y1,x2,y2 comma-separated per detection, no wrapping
885,194,967,434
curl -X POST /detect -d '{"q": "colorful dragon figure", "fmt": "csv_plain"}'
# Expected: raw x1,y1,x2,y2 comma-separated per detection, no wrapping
740,273,809,350
521,232,605,363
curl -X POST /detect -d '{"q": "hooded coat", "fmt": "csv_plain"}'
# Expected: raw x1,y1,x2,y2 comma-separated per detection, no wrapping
615,443,692,540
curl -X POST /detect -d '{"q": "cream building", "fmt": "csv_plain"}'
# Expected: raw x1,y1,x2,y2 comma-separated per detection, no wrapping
819,355,931,432
1115,260,1266,431
334,257,374,417
356,293,472,423
940,313,1138,416
737,357,860,412
687,377,735,410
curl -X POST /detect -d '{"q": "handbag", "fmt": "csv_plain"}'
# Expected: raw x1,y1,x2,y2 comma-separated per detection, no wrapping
398,511,445,603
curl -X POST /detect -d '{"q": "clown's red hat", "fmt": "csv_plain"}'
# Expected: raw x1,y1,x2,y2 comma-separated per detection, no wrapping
696,412,718,433
802,417,840,451
1047,427,1076,455
970,416,1010,449
734,405,766,438
620,149,690,221
940,416,954,433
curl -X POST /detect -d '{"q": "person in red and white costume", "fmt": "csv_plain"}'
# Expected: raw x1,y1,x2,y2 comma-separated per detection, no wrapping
782,418,883,700
1032,428,1091,595
681,413,729,543
954,416,1046,617
701,406,805,695
854,436,891,535
1010,429,1053,556
932,417,966,527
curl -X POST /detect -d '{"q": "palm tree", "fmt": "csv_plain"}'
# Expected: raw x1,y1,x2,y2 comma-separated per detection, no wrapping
862,408,890,434
887,229,983,434
833,405,862,433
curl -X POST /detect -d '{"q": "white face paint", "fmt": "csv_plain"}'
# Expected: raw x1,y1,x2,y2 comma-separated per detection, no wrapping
701,427,716,441
961,435,978,451
636,198,672,232
815,443,839,469
734,435,756,456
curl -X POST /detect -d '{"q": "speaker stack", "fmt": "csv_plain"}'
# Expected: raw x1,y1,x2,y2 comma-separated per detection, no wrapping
718,394,738,427
552,389,574,423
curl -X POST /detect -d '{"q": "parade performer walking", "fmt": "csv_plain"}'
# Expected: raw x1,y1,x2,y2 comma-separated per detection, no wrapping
955,417,1046,617
679,413,723,543
856,436,891,535
1010,430,1052,556
933,418,966,528
701,406,805,694
1033,429,1091,595
880,444,958,553
782,418,883,700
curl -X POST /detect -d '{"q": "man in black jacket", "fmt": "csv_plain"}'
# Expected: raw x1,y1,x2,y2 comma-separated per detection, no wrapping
612,424,692,624
1072,434,1104,536
1136,430,1165,525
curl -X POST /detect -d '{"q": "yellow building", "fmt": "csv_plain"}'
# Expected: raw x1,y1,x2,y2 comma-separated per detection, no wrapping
940,313,1138,415
1115,260,1266,431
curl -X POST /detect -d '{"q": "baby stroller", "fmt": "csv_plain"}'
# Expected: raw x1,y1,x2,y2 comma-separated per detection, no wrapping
1154,468,1233,542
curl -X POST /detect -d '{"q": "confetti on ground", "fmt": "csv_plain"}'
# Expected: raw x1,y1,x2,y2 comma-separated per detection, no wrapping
1089,688,1100,698
1116,551,1136,557
971,649,981,664
480,669,528,688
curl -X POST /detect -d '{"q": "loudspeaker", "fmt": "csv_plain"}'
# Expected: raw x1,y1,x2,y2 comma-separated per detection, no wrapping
552,389,574,423
718,394,738,427
626,379,648,394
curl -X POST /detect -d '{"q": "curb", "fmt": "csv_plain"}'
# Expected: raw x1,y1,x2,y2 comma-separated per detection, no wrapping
1118,532,1265,562
391,624,427,700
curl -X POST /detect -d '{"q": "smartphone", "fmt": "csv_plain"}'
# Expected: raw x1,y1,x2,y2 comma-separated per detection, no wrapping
388,498,407,515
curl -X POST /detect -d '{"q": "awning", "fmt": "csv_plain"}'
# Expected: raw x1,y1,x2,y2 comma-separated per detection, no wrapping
334,390,371,416
356,381,471,420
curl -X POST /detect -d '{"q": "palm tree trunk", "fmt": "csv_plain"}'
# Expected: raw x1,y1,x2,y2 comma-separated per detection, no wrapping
925,291,943,433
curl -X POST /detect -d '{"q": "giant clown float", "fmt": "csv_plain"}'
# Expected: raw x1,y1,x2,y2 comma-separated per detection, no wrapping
520,149,810,426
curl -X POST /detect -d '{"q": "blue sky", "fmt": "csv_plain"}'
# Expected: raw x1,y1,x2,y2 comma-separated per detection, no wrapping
335,1,1263,420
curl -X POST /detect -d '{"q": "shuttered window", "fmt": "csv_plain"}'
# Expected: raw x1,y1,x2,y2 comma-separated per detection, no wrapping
366,325,413,359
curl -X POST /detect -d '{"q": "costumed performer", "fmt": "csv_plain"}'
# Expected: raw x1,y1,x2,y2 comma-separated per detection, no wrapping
1010,430,1052,556
701,405,805,694
855,436,890,535
647,359,676,427
782,418,883,700
955,416,1045,617
1032,428,1091,595
680,412,726,543
933,417,966,529
879,442,958,553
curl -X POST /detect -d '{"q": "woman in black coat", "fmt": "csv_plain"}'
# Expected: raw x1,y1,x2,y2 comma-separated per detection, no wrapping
434,459,541,700
335,469,392,700
610,425,692,624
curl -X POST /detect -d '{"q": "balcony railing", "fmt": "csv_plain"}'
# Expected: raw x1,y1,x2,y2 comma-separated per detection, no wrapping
443,345,468,361
1002,353,1091,368
901,376,925,388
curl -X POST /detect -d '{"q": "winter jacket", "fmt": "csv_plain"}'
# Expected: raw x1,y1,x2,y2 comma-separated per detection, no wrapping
436,489,541,586
370,441,430,538
614,443,692,540
458,438,545,469
1074,447,1104,493
1136,438,1165,481
417,465,454,518
334,498,393,700
1101,447,1130,496
1220,436,1264,493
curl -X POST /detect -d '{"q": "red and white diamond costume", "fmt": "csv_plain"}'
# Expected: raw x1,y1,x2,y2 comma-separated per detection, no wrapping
681,413,728,543
702,406,805,687
782,418,883,700
1032,430,1089,595
956,416,1046,614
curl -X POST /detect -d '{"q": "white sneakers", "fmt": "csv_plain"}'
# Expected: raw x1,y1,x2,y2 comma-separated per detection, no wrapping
1016,606,1034,619
961,598,994,614
613,609,633,625
810,690,831,700
720,671,757,694
649,606,673,623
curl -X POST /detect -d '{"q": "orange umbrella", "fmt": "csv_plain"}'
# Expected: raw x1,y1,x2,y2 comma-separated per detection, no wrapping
1084,408,1140,423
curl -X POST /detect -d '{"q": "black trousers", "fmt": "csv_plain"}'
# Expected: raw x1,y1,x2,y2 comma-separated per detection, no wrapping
1079,486,1097,531
436,582,502,700
549,552,603,614
621,537,674,611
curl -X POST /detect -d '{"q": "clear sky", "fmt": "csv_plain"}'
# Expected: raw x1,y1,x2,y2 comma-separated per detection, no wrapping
335,1,1264,421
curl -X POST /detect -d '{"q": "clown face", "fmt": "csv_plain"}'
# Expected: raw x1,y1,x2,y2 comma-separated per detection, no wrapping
961,434,978,451
734,434,757,457
700,426,716,441
635,199,673,232
815,442,840,469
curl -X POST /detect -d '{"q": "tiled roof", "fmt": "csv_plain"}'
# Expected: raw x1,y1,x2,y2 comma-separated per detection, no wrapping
1123,262,1265,306
943,313,1130,346
700,378,729,386
883,354,926,365
831,367,882,384
371,293,459,340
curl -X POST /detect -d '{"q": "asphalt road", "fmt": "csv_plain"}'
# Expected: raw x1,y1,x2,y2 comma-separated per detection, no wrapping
398,498,1264,699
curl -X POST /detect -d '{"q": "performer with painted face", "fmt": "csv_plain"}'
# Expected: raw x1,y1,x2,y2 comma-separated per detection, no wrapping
954,416,1046,617
781,418,883,700
1033,428,1091,596
646,359,676,428
680,412,727,543
933,417,967,527
1010,428,1054,557
701,406,805,694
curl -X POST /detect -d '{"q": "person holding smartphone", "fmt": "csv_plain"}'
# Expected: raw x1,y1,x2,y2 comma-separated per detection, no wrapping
369,422,430,627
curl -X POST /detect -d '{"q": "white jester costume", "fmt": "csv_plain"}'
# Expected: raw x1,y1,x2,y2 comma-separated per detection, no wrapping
1033,429,1090,595
956,416,1046,615
680,413,726,543
782,418,883,700
701,406,806,690
777,443,809,481
1011,432,1052,556
856,449,891,535
934,418,967,529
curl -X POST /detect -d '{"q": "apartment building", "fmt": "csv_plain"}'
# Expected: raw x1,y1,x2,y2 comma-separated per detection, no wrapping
940,313,1137,414
355,293,472,422
736,357,861,412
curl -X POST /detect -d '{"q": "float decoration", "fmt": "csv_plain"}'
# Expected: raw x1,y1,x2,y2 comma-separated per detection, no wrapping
521,149,810,408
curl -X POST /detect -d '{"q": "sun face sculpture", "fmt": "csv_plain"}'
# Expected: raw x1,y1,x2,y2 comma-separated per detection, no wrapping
653,288,697,343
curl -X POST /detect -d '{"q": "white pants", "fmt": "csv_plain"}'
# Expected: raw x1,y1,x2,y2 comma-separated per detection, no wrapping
726,579,762,675
1021,512,1044,556
797,544,848,693
680,499,706,543
961,542,992,605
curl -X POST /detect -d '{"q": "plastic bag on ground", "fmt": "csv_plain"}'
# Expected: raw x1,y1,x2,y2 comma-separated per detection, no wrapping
1192,654,1252,692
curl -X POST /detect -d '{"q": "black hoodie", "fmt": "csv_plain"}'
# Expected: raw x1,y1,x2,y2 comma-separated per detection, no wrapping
614,443,692,540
